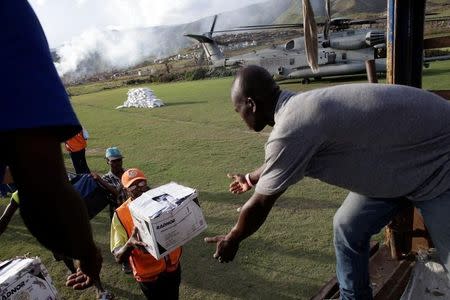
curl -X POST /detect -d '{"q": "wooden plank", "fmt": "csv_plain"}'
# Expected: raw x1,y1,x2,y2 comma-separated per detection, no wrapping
385,203,414,259
310,277,339,300
424,36,450,49
411,209,433,252
370,245,415,299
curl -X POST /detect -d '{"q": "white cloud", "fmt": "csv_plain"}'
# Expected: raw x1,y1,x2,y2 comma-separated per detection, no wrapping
29,0,266,46
34,0,48,5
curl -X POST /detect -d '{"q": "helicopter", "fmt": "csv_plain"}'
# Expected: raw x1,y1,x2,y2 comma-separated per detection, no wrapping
184,0,447,83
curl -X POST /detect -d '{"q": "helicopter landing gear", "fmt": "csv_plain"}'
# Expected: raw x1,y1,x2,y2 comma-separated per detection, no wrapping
301,78,310,84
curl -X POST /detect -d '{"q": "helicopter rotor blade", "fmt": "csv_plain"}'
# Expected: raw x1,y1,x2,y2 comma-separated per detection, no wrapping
324,0,331,40
209,24,304,34
210,15,218,35
184,34,215,44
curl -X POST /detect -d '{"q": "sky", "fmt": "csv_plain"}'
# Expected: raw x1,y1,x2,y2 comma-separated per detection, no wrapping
29,0,267,48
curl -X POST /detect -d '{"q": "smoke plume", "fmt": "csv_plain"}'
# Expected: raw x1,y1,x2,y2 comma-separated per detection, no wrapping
53,0,292,81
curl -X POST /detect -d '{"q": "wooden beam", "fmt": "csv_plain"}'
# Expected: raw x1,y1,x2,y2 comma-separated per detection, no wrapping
372,246,414,300
424,36,450,49
365,59,378,83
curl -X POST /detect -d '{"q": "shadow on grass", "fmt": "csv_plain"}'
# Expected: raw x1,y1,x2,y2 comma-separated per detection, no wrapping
199,191,341,210
166,100,208,106
182,238,331,299
103,282,142,299
181,190,338,299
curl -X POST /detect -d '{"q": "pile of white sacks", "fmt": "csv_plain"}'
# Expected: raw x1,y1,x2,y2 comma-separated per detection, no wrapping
116,88,165,109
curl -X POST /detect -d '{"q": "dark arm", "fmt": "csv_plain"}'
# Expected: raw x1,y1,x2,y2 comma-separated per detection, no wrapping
5,130,101,280
247,164,266,186
112,244,134,264
0,199,19,235
205,190,285,262
227,191,283,243
228,163,266,194
112,227,146,263
92,173,119,199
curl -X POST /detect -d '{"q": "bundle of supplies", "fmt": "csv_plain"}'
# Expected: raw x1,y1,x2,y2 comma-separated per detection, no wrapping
129,182,207,259
0,257,59,299
116,87,165,109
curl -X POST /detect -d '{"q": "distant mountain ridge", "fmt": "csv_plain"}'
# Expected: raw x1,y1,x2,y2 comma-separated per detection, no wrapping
276,0,386,24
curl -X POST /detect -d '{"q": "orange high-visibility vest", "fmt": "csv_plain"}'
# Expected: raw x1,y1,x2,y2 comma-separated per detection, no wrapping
116,199,182,282
65,131,87,152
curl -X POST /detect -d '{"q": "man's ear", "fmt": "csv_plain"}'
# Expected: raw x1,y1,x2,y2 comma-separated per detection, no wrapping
246,97,256,113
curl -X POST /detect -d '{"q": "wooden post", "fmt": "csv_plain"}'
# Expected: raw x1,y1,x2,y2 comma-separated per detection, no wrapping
385,0,429,259
365,59,378,83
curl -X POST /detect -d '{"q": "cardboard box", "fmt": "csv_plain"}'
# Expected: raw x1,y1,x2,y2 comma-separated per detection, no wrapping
0,257,59,300
129,182,207,259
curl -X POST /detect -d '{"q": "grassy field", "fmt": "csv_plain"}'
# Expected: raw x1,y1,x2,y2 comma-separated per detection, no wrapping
1,60,449,299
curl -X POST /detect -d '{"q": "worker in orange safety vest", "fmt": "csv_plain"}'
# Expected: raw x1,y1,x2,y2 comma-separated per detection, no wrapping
110,168,182,299
65,129,90,174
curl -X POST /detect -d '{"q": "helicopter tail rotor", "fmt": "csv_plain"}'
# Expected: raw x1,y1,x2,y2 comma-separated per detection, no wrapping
184,15,224,64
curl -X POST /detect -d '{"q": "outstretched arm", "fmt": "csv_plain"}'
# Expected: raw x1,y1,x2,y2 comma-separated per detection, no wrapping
91,173,119,199
4,130,101,281
205,189,284,262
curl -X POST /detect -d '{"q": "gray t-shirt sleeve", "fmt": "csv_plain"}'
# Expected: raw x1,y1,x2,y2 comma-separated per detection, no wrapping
255,133,321,196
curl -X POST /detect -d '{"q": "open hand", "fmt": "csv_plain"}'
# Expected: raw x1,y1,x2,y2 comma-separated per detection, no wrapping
228,173,251,194
70,245,102,288
204,235,239,263
128,227,148,251
66,268,93,290
90,172,100,181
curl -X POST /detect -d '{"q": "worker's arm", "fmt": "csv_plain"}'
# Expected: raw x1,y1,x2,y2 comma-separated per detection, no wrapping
0,199,19,235
112,227,147,264
5,130,101,281
205,190,284,262
91,173,119,199
228,164,266,194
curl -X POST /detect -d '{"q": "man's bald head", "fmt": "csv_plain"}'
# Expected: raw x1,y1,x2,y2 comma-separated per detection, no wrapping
231,65,279,105
231,65,280,131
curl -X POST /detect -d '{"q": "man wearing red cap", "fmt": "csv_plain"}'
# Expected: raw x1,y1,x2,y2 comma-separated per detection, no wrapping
110,168,182,299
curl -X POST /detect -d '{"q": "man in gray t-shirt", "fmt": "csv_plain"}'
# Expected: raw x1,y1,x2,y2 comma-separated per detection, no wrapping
205,65,450,299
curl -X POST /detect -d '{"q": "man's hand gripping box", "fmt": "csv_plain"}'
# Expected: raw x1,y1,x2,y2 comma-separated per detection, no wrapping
129,182,207,259
0,257,59,300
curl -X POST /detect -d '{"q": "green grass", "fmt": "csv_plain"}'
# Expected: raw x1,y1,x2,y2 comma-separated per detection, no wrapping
1,60,449,299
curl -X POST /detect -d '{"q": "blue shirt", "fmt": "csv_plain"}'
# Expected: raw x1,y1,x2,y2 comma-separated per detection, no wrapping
0,0,80,141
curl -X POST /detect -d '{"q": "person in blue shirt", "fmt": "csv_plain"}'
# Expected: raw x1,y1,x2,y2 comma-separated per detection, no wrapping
0,0,101,289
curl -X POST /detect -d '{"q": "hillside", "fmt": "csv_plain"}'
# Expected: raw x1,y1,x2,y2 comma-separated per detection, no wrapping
57,0,449,83
276,0,387,24
276,0,450,24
